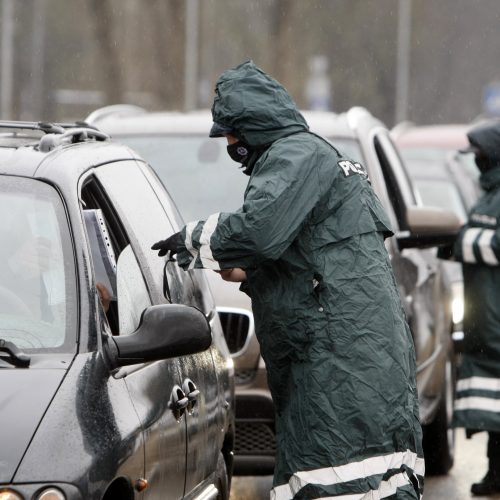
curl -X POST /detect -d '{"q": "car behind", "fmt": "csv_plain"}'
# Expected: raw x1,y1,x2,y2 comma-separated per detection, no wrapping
392,124,484,350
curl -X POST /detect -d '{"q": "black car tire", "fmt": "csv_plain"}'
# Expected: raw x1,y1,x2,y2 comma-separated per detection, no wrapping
422,356,456,475
216,452,229,500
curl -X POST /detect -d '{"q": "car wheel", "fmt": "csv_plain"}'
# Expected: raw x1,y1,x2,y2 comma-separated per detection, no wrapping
422,355,456,475
215,452,229,500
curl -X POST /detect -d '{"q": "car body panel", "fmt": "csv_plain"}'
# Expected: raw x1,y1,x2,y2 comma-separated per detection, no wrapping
118,360,187,498
14,353,145,495
0,366,67,483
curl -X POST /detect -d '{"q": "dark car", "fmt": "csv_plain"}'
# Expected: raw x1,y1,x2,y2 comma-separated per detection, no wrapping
0,122,234,500
88,106,462,476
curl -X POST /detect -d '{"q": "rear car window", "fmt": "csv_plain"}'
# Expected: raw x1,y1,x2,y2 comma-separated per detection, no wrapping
0,176,77,351
413,178,467,222
114,135,248,221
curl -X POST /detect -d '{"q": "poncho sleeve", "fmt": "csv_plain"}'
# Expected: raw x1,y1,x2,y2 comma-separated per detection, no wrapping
451,222,500,266
175,141,322,271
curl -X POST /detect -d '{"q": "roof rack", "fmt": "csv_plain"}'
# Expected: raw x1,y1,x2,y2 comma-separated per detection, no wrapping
0,120,98,133
0,120,109,152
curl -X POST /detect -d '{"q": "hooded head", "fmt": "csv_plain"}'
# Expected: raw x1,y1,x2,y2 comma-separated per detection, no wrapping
210,61,309,147
463,122,500,173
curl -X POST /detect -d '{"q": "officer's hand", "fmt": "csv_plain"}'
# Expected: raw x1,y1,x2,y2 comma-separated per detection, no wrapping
151,232,183,257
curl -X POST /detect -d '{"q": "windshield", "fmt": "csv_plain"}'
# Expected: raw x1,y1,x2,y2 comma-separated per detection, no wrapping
401,146,478,179
413,178,467,221
117,135,249,221
0,176,77,352
399,147,450,163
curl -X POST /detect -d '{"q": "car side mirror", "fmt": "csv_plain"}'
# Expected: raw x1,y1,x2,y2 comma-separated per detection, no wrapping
104,304,212,368
397,206,463,250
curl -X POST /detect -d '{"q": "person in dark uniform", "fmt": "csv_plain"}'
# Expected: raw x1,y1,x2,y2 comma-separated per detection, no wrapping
153,61,424,499
441,122,500,496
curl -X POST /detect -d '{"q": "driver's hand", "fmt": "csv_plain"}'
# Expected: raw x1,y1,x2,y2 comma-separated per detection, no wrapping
96,282,112,313
217,268,247,282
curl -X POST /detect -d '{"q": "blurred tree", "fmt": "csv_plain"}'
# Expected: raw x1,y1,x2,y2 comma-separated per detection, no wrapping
410,0,500,124
272,0,299,99
144,0,186,108
6,0,500,125
88,0,125,104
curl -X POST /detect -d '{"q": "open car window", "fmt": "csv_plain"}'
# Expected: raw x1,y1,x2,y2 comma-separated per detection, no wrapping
81,175,152,336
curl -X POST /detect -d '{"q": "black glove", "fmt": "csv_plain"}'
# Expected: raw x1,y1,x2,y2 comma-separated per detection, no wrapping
151,232,183,257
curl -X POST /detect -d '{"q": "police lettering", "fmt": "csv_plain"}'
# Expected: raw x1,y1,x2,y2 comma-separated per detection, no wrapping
470,212,497,227
337,160,368,178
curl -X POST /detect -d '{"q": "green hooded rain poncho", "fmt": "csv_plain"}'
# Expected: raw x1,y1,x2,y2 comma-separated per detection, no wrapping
173,61,424,499
449,123,500,433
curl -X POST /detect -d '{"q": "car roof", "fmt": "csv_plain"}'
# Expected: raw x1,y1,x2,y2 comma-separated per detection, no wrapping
0,123,142,182
87,106,382,141
392,124,470,150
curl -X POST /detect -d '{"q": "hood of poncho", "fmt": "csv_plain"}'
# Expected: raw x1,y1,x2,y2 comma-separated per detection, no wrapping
211,61,309,146
468,122,500,165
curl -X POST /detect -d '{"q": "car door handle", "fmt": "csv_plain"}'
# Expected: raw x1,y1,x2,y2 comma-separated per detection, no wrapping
182,378,200,413
169,384,189,420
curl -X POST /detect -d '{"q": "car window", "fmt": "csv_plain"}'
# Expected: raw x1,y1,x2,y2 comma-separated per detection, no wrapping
0,176,77,351
413,178,468,222
376,132,416,205
81,176,152,335
95,161,190,305
399,147,450,163
136,161,217,315
116,245,152,335
114,135,248,221
374,132,417,230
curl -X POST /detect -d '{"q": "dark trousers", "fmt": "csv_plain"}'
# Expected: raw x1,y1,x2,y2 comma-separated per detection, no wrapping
488,432,500,472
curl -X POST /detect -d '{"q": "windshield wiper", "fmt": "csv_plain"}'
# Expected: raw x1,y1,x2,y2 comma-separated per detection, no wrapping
0,339,31,367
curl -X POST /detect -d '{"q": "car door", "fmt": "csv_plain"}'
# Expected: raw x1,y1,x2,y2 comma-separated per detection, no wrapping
138,162,230,494
80,173,187,499
370,130,447,370
94,160,222,497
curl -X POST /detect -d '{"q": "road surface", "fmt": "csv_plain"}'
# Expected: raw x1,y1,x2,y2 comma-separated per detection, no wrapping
230,429,500,499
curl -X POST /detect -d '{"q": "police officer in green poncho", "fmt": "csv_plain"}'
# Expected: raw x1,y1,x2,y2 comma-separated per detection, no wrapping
440,122,500,496
152,61,424,499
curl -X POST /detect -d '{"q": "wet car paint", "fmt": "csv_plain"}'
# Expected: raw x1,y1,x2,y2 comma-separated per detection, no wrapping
0,364,67,482
13,353,144,496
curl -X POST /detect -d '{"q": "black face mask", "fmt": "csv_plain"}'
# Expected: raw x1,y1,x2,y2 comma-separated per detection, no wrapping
475,152,494,173
227,141,254,166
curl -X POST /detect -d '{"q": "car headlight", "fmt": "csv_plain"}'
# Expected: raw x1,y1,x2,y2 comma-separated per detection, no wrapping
0,490,23,500
450,281,464,325
37,489,65,500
